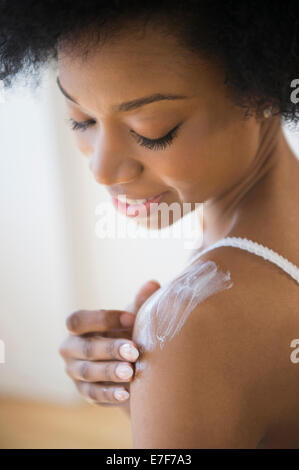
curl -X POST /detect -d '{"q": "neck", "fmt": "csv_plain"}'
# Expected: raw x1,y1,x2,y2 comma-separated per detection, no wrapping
200,115,295,248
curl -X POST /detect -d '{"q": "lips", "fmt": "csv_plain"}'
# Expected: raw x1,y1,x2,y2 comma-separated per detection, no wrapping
111,191,168,217
116,194,153,205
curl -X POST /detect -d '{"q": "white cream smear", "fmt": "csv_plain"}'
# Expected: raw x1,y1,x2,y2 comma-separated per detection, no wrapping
133,255,234,365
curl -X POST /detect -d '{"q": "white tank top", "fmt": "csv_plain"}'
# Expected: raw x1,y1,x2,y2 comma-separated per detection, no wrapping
187,236,299,285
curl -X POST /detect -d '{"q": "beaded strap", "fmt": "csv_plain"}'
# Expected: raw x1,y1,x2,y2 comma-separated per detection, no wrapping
187,236,299,285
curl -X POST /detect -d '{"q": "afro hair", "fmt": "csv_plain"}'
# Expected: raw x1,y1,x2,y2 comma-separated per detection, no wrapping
1,0,299,126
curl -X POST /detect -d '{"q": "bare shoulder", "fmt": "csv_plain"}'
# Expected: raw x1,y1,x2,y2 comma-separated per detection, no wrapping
130,245,299,448
198,246,299,444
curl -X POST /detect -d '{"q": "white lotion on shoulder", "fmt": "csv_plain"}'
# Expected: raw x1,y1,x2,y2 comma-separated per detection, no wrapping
133,257,233,355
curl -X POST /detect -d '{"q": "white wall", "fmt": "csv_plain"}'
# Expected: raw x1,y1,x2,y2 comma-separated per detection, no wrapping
0,69,78,403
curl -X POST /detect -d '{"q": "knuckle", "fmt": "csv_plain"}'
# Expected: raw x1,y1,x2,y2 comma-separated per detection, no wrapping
64,363,72,378
87,383,98,401
82,338,94,359
59,337,69,354
101,386,110,402
74,379,84,393
106,340,118,359
66,312,80,332
79,361,90,380
105,362,114,381
58,344,66,358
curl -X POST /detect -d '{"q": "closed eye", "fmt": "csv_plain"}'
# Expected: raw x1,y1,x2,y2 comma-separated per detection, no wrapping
130,123,182,151
67,117,96,132
66,117,182,151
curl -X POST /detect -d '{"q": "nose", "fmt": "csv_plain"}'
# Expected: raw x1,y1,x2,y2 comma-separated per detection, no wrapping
89,157,142,185
88,129,143,185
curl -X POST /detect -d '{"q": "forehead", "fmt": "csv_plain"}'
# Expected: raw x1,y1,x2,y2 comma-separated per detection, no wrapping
57,24,212,112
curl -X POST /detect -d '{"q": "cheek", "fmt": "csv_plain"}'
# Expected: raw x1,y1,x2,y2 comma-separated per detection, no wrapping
156,114,259,201
73,132,96,159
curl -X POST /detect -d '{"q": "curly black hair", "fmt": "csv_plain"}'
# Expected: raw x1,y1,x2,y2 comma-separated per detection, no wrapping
1,0,299,127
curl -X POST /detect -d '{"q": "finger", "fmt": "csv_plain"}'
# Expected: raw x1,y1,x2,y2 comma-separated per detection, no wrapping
84,329,133,340
74,380,130,404
65,309,133,335
65,359,134,382
59,335,139,362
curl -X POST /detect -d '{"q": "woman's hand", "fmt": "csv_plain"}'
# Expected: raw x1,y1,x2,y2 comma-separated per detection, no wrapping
59,280,160,407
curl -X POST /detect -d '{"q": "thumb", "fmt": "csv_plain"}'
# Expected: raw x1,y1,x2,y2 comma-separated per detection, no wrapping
134,279,161,312
119,311,136,328
120,280,161,328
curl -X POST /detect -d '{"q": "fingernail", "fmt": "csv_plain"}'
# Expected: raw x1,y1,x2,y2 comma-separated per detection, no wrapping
119,343,139,361
114,389,130,401
116,364,133,380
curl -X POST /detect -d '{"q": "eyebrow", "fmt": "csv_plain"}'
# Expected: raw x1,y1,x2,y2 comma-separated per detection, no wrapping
56,76,188,112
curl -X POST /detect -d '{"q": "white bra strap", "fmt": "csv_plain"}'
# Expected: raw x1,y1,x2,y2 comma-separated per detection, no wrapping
187,236,299,285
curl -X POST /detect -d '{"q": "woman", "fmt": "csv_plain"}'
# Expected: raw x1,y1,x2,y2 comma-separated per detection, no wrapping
2,1,299,448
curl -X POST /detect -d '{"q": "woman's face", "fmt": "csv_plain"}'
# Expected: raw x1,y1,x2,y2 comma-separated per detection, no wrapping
57,23,261,228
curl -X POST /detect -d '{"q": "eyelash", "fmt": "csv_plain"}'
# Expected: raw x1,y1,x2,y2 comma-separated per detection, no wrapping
66,117,181,151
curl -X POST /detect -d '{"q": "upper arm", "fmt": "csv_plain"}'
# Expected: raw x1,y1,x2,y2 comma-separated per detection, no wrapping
130,252,273,448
